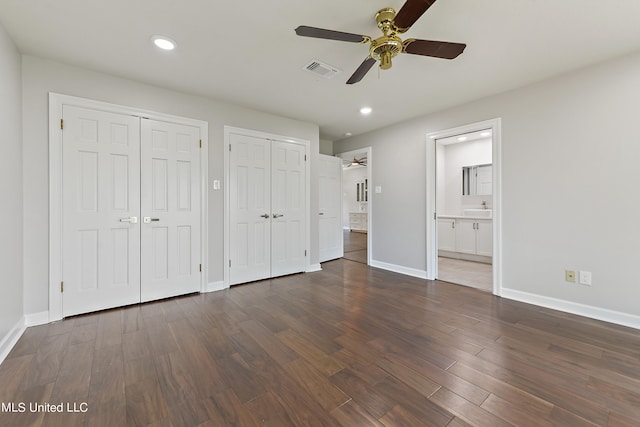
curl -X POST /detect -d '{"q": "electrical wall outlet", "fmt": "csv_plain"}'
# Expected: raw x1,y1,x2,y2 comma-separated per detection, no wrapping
579,271,592,286
565,270,576,283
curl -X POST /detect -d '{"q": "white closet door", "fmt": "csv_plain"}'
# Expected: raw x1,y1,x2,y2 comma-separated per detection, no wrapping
318,155,343,262
140,119,201,302
229,134,271,284
271,140,306,277
62,106,141,317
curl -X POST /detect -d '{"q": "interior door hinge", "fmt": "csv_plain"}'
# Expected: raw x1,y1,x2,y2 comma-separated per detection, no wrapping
229,259,231,267
199,264,202,272
304,250,307,256
60,281,64,292
229,144,231,152
199,140,202,149
60,119,64,130
304,154,307,161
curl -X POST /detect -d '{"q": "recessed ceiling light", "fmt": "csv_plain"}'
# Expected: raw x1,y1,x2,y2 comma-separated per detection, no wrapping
480,131,491,137
344,132,353,137
360,107,372,115
152,35,176,51
457,136,467,142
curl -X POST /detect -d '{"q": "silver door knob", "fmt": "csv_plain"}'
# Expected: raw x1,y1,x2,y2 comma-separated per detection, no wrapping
272,213,284,218
119,216,138,223
143,217,160,223
260,214,270,219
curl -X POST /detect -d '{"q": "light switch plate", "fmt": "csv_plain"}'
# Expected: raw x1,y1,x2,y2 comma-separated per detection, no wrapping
579,271,592,286
213,180,221,190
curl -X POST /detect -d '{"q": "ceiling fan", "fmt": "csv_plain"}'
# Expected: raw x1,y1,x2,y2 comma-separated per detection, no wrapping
344,156,367,167
295,0,466,84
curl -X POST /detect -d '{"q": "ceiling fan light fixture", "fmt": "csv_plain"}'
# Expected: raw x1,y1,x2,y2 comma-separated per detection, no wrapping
151,35,176,51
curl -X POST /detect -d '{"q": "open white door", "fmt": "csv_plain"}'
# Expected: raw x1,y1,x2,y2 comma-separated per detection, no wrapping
62,106,141,316
140,119,201,302
318,155,343,262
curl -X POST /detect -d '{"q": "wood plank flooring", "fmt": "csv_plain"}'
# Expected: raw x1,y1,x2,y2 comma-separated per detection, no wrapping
342,230,367,264
2,259,640,426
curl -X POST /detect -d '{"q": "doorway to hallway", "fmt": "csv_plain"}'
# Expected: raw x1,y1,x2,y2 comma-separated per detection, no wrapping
336,147,372,265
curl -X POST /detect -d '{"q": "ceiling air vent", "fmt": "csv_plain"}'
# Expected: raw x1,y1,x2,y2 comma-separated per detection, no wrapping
303,60,342,79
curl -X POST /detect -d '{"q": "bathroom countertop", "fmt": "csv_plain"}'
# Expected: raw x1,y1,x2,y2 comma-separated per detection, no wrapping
438,214,492,220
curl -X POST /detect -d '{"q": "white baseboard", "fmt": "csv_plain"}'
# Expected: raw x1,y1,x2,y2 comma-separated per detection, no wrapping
25,311,49,327
0,318,26,365
369,260,428,280
306,264,322,273
203,281,227,293
501,288,640,330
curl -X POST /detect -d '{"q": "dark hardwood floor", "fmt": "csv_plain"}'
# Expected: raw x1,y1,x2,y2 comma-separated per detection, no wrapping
342,230,367,264
1,259,640,426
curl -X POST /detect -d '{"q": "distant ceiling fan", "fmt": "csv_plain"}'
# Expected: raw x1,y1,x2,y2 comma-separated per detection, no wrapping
344,156,367,167
295,0,466,84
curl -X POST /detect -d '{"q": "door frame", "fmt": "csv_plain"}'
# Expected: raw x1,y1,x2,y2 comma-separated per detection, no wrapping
335,146,373,266
223,126,311,287
49,93,209,321
425,118,502,295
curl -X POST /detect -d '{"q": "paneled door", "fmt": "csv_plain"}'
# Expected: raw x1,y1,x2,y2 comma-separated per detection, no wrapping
62,106,141,316
271,141,306,277
318,155,343,262
61,107,202,316
140,119,201,302
228,133,306,285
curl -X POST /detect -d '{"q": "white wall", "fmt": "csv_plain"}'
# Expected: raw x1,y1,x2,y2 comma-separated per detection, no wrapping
440,138,492,215
22,55,320,316
342,167,368,228
319,138,333,155
0,24,24,342
337,50,640,321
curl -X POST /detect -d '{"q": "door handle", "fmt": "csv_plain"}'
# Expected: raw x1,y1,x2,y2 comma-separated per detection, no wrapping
319,212,324,216
260,214,270,219
119,216,138,223
272,213,284,218
143,217,160,223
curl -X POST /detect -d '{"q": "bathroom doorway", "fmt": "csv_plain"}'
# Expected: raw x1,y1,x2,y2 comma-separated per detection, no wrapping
426,119,502,295
336,147,372,265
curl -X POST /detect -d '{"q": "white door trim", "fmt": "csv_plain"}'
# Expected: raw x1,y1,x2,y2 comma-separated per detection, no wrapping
223,126,311,287
49,93,209,321
335,147,373,266
425,118,502,296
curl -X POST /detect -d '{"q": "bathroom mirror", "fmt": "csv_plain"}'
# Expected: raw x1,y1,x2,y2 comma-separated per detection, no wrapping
462,164,492,196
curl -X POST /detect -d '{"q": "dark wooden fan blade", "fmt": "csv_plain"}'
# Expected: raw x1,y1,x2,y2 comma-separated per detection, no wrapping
346,57,376,85
402,39,466,59
295,26,368,43
394,0,437,33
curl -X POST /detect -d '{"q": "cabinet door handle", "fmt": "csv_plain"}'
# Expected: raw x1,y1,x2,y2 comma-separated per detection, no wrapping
273,213,284,218
259,214,270,219
452,221,455,229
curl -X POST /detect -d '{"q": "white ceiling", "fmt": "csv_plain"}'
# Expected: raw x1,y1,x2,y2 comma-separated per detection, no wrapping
2,0,640,141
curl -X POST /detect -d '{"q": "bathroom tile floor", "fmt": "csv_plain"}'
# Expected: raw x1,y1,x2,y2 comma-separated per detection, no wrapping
438,257,492,292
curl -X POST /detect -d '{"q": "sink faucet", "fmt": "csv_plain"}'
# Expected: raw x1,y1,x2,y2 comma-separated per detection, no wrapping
481,200,487,210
